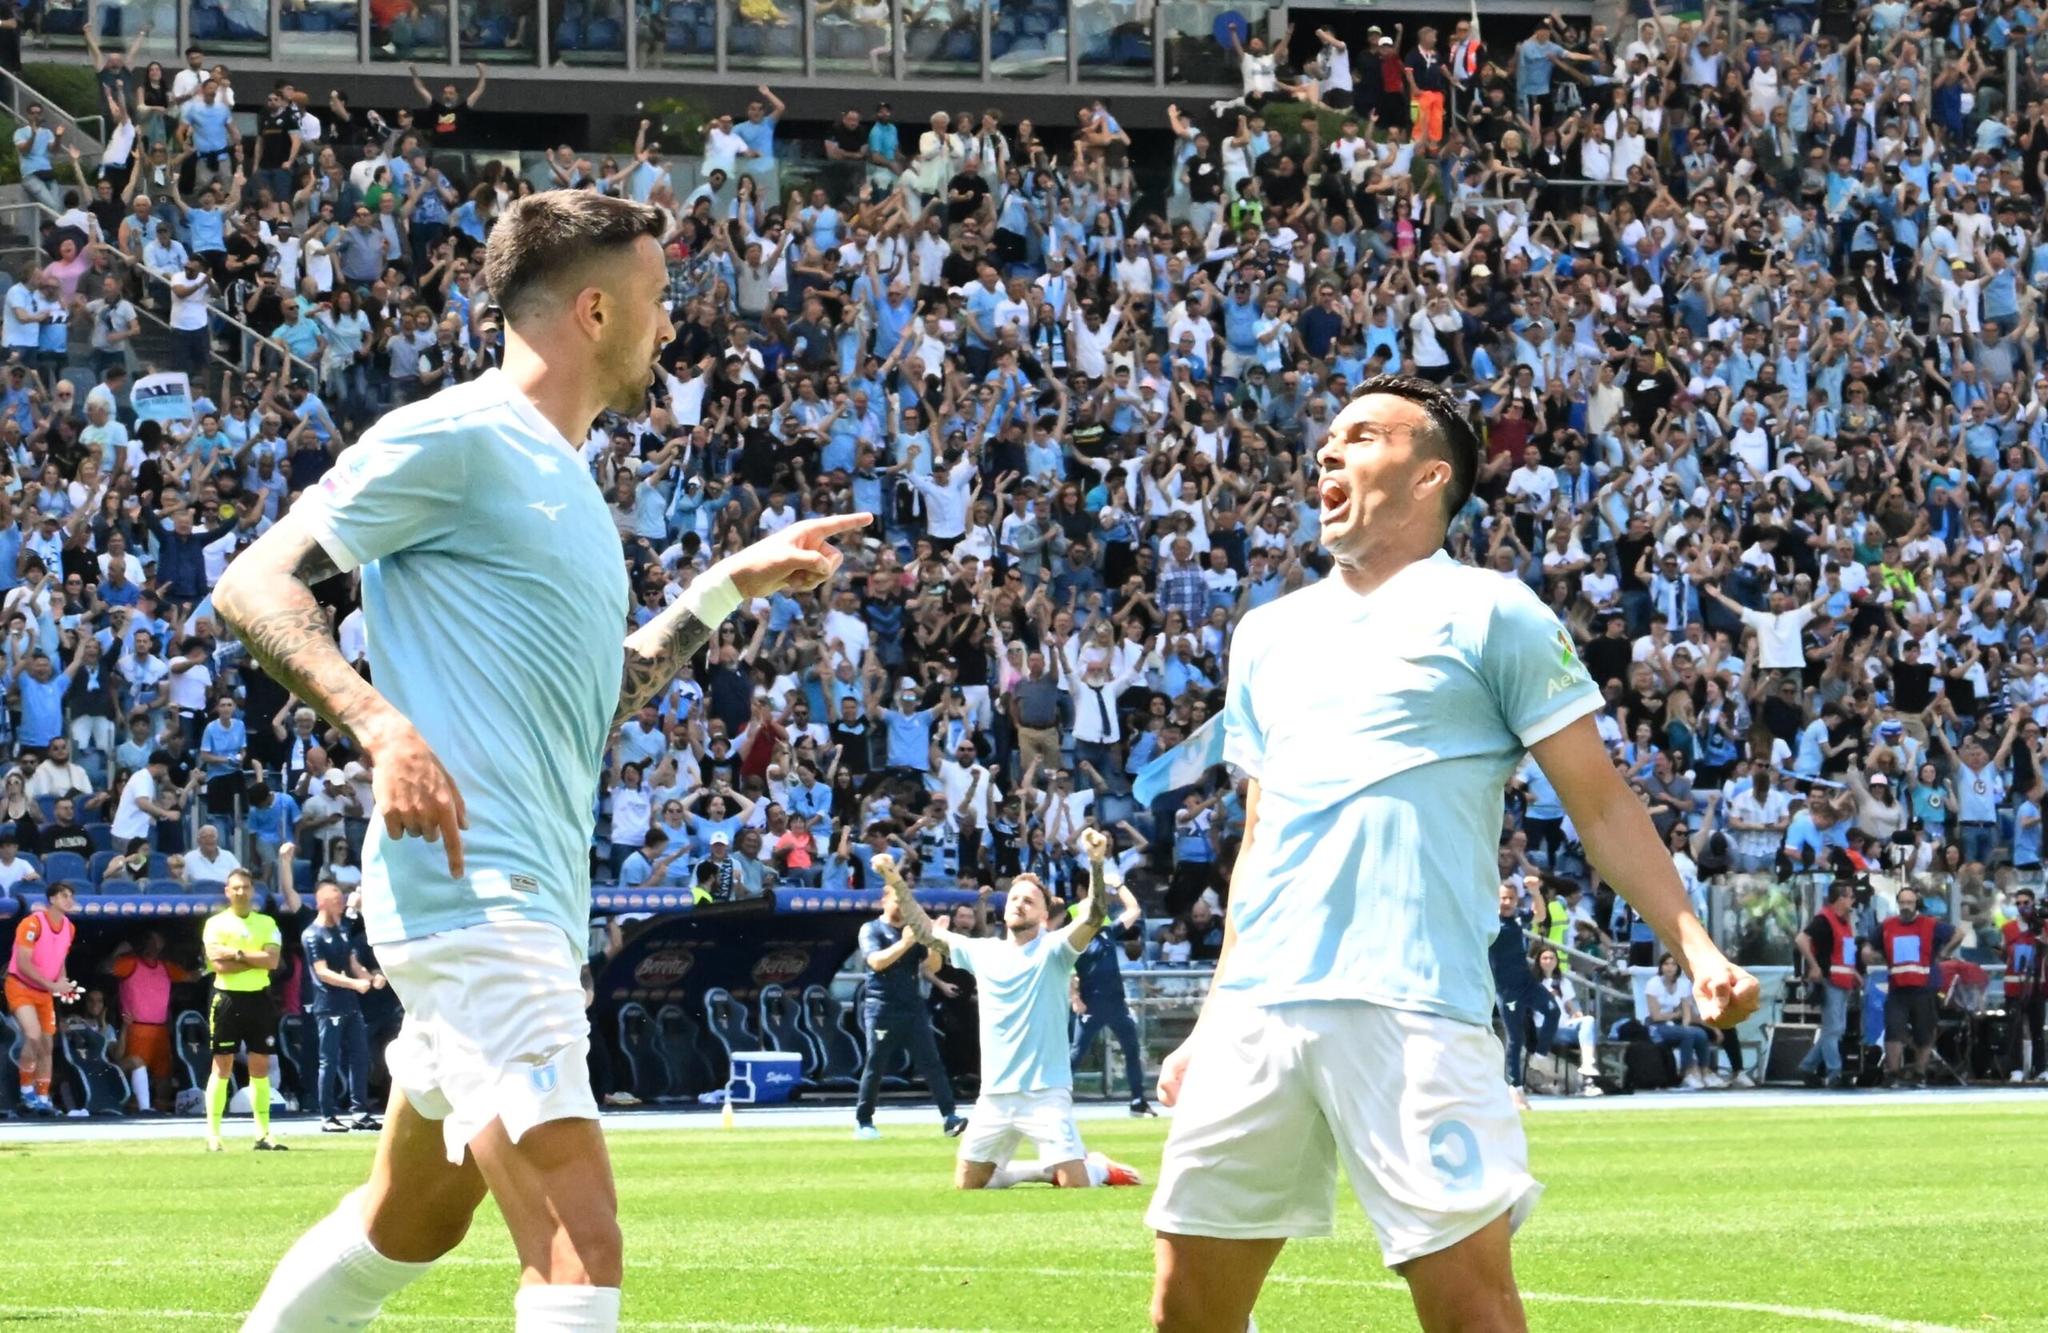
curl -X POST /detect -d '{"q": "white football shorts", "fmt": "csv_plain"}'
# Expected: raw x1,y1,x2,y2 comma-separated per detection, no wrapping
958,1087,1089,1168
377,918,597,1164
1145,998,1540,1267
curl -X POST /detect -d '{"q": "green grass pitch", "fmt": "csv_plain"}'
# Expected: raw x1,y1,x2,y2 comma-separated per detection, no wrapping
0,1103,2025,1331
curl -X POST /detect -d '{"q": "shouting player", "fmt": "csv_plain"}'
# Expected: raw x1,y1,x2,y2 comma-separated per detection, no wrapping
879,830,1140,1190
222,191,868,1333
1145,376,1761,1333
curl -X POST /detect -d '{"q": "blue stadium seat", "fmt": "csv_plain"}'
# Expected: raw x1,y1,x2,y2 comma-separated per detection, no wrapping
586,15,622,46
554,16,585,48
41,851,89,888
33,796,57,823
174,1010,210,1093
62,1027,133,1114
293,859,313,890
88,850,118,885
654,1003,720,1095
147,878,186,896
84,822,112,853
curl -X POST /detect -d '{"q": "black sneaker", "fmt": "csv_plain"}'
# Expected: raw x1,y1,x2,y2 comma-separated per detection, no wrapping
1800,1070,1824,1089
254,1137,290,1151
1825,1074,1853,1090
349,1115,383,1132
321,1116,351,1134
1129,1100,1159,1118
942,1115,968,1138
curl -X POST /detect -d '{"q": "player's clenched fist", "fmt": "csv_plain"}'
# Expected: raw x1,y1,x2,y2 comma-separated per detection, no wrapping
1157,1040,1194,1108
1079,828,1109,863
365,717,469,877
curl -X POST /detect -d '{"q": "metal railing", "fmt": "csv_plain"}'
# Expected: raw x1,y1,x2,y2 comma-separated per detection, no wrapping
6,201,321,385
0,65,104,153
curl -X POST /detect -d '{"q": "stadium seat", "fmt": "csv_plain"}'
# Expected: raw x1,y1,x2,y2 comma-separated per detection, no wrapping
41,851,89,889
797,985,861,1091
60,1027,130,1114
615,1002,678,1102
756,984,821,1089
653,1003,721,1096
277,1014,318,1112
147,878,186,896
88,850,118,885
701,987,759,1081
173,1010,210,1093
84,822,112,853
293,859,314,890
14,852,40,876
33,796,57,823
586,15,622,47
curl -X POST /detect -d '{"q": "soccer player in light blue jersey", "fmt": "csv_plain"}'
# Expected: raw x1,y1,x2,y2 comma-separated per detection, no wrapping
880,832,1141,1190
1145,377,1761,1333
218,191,868,1333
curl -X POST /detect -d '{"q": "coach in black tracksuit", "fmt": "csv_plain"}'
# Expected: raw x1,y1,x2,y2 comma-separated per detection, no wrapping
855,896,964,1137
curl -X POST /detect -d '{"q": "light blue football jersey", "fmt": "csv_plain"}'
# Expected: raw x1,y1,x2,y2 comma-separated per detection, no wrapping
1217,552,1601,1027
298,372,630,954
951,926,1082,1094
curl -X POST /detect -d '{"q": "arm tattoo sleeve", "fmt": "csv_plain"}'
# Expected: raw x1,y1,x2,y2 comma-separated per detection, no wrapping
614,602,716,730
216,526,389,743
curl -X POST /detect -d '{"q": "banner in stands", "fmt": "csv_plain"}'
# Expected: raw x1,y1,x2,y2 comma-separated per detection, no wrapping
131,372,195,424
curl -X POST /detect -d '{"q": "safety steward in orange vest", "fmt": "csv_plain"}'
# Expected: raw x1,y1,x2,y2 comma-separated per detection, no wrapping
1878,886,1953,1088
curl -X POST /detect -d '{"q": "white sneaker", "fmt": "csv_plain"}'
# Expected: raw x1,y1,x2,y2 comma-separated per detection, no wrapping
2034,1070,2048,1084
2012,1071,2027,1084
1677,1070,1702,1091
1732,1072,1756,1090
1579,1080,1605,1097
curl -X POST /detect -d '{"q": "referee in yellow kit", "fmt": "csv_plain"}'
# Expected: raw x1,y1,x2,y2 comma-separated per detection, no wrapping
203,866,288,1152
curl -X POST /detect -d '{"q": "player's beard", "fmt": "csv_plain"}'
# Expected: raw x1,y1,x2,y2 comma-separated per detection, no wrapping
602,332,659,415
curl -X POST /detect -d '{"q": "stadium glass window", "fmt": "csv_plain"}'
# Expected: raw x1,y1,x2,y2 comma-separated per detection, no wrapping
812,0,892,75
549,0,626,63
635,0,714,66
990,0,1063,78
280,0,365,62
185,0,272,54
460,0,538,61
370,0,453,60
1075,0,1149,78
1163,0,1267,85
723,0,801,69
904,0,980,78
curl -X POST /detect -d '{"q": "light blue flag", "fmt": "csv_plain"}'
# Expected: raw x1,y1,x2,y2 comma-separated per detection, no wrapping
1133,713,1227,806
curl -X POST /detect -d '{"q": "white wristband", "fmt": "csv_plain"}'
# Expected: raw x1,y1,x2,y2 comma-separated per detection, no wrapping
683,570,743,629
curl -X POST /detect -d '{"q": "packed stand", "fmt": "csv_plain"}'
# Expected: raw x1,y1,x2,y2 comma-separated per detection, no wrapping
13,0,2048,1110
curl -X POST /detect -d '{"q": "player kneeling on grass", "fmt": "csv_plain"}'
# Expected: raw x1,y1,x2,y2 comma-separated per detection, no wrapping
876,831,1141,1190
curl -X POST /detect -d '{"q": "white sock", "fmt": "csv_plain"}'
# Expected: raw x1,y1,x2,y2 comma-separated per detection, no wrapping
241,1189,434,1332
514,1284,621,1333
1084,1158,1109,1187
128,1065,150,1109
987,1162,1053,1189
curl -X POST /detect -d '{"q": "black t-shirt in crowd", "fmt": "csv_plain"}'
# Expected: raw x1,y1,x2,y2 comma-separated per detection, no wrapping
830,716,871,773
1891,660,1935,713
945,171,989,226
257,106,299,170
40,821,92,859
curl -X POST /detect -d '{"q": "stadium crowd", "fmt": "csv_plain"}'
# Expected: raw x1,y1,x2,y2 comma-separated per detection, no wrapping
10,0,2048,1117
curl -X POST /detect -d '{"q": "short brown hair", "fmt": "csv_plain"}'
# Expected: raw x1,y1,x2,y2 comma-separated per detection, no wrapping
482,192,671,325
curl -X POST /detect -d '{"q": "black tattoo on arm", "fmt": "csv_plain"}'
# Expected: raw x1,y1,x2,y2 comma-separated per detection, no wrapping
215,516,395,743
615,601,717,730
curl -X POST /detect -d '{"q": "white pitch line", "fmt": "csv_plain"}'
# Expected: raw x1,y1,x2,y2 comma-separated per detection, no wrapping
360,1257,1971,1333
0,1306,961,1333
